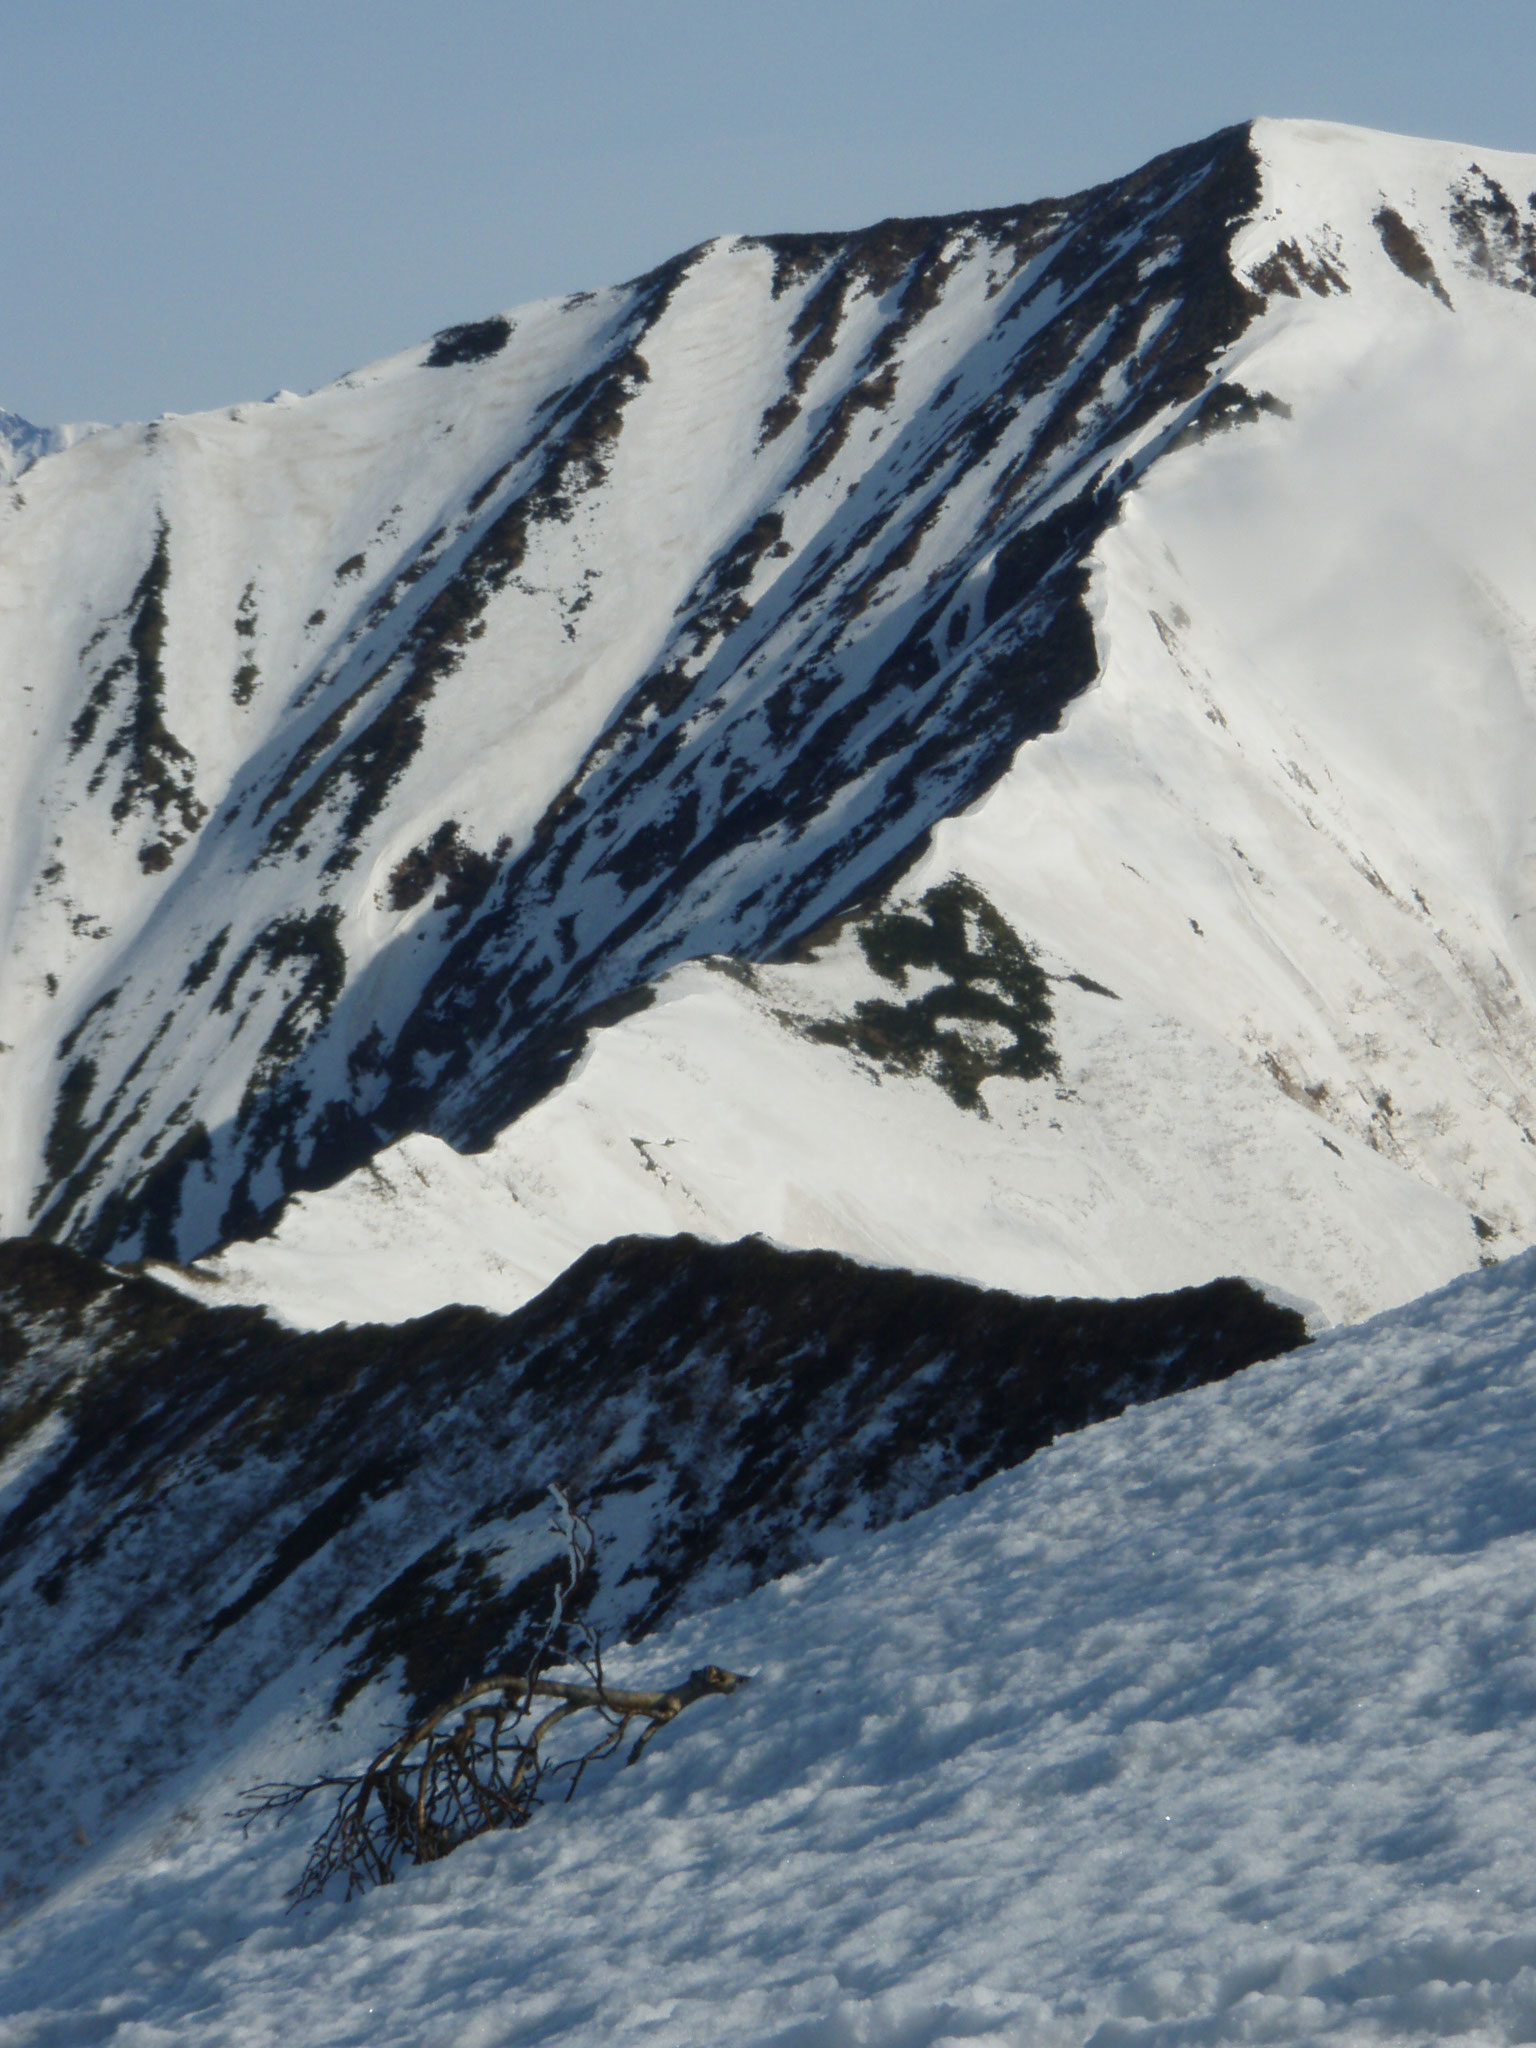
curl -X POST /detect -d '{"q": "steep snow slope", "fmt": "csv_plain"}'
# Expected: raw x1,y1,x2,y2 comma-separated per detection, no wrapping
8,118,1536,1327
6,1248,1536,2044
0,125,1262,1263
182,119,1536,1330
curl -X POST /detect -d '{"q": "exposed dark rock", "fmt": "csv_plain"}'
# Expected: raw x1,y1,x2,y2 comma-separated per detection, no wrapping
1374,207,1454,307
386,821,509,922
1447,167,1536,290
426,317,513,368
1250,237,1348,298
801,876,1059,1110
0,1228,1307,1844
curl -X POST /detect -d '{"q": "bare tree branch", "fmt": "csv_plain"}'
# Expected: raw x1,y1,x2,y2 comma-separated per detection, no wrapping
237,1489,747,1902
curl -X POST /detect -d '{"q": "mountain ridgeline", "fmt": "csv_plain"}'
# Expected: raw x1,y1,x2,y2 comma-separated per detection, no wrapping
3,124,1271,1260
0,1228,1306,1887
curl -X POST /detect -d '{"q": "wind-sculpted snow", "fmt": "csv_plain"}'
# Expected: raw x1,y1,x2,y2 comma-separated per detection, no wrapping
6,1242,1536,2043
0,1228,1302,1901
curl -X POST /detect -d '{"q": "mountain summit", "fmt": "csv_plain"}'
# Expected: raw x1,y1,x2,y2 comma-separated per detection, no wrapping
3,118,1536,1328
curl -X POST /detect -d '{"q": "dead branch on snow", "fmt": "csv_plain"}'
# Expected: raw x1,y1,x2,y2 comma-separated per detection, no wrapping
237,1491,747,1901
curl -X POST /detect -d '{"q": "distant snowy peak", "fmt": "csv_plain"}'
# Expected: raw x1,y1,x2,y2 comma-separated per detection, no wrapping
0,408,104,484
178,118,1536,1332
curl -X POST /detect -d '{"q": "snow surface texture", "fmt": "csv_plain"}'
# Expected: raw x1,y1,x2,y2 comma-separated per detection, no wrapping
6,1247,1536,2044
163,116,1536,1332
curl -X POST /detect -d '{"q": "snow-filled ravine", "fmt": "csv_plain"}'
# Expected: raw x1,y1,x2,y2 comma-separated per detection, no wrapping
7,1250,1536,2046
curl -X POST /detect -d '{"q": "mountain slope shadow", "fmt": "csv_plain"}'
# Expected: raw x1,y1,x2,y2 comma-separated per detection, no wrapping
0,1228,1306,1891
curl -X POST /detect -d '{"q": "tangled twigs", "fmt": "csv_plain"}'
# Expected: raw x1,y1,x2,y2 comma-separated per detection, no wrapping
237,1492,747,1902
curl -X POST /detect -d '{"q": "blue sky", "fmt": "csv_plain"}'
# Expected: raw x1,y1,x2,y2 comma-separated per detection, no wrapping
6,0,1534,425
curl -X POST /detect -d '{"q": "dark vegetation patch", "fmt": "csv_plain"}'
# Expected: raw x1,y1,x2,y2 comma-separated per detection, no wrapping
232,580,261,702
1373,208,1454,306
802,877,1057,1110
331,1540,589,1722
386,821,510,924
758,259,860,444
39,1058,100,1190
597,790,703,896
69,658,131,756
67,524,207,868
761,233,844,299
104,1120,212,1265
1448,168,1536,291
673,512,787,652
0,1231,1308,1769
755,212,985,449
426,317,512,368
1172,381,1292,447
249,343,656,880
466,462,514,515
196,1455,406,1663
181,927,231,994
213,909,348,1104
1063,969,1118,999
785,364,900,493
57,987,120,1065
31,993,192,1242
1249,237,1347,298
825,496,946,626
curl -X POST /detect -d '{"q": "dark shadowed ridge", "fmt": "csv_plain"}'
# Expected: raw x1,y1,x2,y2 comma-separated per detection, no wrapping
0,1225,1305,1880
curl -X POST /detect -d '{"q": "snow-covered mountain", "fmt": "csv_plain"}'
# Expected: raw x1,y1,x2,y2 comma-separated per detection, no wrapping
10,110,1536,2044
7,117,1536,1330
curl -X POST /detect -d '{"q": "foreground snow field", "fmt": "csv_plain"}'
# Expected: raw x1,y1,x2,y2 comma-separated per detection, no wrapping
7,1251,1536,2046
